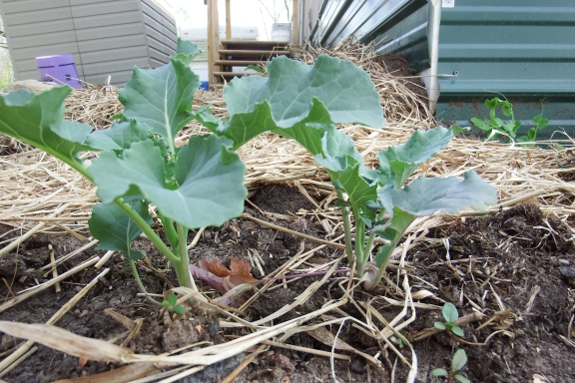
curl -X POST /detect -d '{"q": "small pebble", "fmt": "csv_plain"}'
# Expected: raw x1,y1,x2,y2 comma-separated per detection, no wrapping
558,267,575,278
559,259,570,266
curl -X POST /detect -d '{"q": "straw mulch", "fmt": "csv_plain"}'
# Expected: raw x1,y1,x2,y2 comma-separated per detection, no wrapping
1,44,574,241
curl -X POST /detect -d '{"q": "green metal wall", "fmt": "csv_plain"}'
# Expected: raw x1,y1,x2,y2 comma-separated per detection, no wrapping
310,0,575,138
436,0,575,137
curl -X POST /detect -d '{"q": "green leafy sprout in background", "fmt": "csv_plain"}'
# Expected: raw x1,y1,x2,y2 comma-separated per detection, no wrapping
0,38,497,300
431,349,470,383
466,96,548,144
434,302,464,337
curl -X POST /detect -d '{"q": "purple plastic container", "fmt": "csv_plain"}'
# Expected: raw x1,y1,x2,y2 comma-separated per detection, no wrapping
36,54,82,88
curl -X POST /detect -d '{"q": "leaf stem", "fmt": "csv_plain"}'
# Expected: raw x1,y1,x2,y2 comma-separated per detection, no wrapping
129,260,161,306
159,213,179,250
353,210,366,276
337,191,354,267
176,223,198,291
115,198,179,265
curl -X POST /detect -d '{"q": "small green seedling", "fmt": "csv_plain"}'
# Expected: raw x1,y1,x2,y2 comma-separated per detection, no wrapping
431,349,470,383
162,294,185,315
395,331,411,348
469,96,548,144
434,302,464,337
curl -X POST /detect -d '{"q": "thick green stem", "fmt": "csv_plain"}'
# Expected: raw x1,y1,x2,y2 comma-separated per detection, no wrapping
129,260,161,306
176,223,197,290
337,191,354,267
115,198,179,265
159,213,179,250
353,210,366,276
364,231,376,261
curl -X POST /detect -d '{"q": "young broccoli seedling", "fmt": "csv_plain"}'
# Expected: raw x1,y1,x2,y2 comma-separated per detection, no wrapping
162,294,185,315
434,302,464,337
431,349,470,383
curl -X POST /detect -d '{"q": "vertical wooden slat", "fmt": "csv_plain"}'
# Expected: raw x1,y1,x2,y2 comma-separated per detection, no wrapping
292,0,299,46
207,0,220,86
225,0,232,40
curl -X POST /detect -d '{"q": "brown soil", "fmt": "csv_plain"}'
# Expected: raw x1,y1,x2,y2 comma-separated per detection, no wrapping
0,186,574,383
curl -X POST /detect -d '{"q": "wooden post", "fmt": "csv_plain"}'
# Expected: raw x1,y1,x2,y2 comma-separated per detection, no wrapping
225,0,231,40
207,0,220,86
292,0,299,46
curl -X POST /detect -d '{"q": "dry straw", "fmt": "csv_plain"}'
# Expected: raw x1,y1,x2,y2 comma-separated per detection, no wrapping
0,41,574,380
2,43,572,238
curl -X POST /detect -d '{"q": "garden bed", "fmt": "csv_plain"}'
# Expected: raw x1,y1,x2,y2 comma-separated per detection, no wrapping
0,45,574,382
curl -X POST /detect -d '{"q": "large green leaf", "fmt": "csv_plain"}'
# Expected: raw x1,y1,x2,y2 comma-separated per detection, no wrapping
215,55,384,149
89,200,152,261
377,126,457,188
377,171,497,218
0,87,92,167
225,55,383,127
314,126,376,214
89,135,247,229
173,38,202,65
85,120,151,151
117,57,199,145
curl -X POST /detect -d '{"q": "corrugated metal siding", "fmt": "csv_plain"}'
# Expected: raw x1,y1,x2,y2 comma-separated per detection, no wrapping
311,0,427,49
0,0,177,86
436,0,575,133
437,1,575,95
308,0,575,134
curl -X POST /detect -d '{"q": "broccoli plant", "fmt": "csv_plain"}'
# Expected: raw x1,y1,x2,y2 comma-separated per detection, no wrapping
194,55,497,289
0,39,247,299
0,40,497,296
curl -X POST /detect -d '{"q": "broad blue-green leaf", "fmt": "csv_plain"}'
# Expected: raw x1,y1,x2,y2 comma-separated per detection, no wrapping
217,54,384,149
89,135,247,229
378,171,497,218
225,55,383,127
85,120,151,151
454,374,470,383
0,87,91,167
190,105,220,133
314,126,376,214
89,200,152,261
377,126,457,188
219,98,332,154
173,38,202,65
118,57,200,145
442,302,459,323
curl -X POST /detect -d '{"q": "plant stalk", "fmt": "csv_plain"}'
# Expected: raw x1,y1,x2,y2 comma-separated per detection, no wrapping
159,213,179,250
176,223,197,291
337,191,354,267
129,260,161,306
115,198,179,265
353,210,366,276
